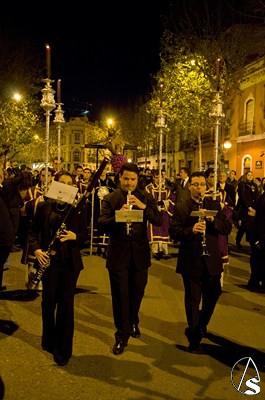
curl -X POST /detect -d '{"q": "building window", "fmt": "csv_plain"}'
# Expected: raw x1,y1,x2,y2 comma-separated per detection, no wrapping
242,154,252,175
73,150,80,162
73,130,82,144
246,99,254,134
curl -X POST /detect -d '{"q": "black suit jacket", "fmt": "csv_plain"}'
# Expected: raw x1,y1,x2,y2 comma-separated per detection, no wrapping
28,199,88,272
97,188,162,272
169,197,232,278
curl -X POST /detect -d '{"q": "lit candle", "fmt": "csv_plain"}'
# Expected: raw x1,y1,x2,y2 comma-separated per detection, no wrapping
46,44,51,79
159,84,163,108
57,79,61,103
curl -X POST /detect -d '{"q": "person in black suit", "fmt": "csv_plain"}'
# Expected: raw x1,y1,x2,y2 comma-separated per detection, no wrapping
97,162,162,355
169,171,232,353
0,166,16,291
28,171,88,366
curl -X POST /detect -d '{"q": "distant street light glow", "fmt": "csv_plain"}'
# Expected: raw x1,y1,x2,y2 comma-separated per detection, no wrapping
223,140,232,149
13,93,22,101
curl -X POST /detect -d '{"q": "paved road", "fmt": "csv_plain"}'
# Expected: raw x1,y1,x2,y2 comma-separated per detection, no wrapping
1,230,265,400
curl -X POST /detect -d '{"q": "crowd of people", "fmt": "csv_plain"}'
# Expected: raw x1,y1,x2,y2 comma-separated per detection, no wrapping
0,159,264,362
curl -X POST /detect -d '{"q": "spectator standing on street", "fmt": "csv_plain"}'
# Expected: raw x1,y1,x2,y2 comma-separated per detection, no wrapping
97,162,162,355
0,165,16,291
235,171,259,248
169,171,232,353
226,170,238,191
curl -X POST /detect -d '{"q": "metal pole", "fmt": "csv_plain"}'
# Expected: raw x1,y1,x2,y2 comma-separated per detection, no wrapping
54,103,65,171
210,91,225,200
155,84,167,202
40,79,56,194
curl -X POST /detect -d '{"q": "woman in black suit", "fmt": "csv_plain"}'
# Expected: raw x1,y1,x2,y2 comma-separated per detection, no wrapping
28,171,88,366
98,162,162,355
169,171,232,353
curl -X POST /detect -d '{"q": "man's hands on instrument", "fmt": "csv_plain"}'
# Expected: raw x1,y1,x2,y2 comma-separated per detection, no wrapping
59,229,77,242
121,194,147,210
193,221,206,234
34,249,50,266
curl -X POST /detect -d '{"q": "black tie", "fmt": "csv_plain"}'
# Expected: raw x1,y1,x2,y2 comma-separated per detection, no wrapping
182,180,185,188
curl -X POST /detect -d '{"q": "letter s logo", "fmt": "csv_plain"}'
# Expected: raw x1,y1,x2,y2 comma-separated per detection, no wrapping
244,377,260,395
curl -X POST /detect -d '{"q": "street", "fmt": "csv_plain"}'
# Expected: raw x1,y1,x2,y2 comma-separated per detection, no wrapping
1,229,265,400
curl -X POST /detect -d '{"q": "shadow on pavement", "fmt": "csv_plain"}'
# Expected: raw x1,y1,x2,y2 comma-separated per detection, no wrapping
0,320,19,336
204,332,265,371
0,289,39,301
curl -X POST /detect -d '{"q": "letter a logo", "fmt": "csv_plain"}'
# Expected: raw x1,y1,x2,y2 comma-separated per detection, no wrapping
231,357,260,395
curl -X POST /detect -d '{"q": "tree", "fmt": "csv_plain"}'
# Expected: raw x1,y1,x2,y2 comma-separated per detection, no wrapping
148,0,265,170
0,97,40,166
0,33,44,166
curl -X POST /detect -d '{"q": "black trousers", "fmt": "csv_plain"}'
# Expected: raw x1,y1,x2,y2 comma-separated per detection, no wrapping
108,266,148,342
41,261,80,360
182,268,221,341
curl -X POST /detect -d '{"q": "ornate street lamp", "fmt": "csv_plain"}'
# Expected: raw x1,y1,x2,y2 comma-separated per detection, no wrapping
54,79,65,172
209,59,225,200
40,44,56,193
155,84,167,202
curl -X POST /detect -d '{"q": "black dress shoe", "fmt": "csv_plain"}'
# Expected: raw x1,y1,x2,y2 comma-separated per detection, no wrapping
53,354,69,366
0,286,7,292
112,341,127,355
130,324,141,338
187,343,203,354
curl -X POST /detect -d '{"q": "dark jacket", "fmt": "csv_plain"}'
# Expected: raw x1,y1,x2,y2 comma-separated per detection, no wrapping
0,188,16,249
169,197,232,278
28,199,88,272
97,188,162,272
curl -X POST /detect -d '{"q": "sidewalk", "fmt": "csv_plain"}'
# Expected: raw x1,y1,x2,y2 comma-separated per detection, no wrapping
1,239,265,400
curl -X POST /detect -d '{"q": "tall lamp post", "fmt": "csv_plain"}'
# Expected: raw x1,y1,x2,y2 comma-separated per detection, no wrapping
209,59,225,200
155,84,167,202
40,44,56,193
54,79,65,172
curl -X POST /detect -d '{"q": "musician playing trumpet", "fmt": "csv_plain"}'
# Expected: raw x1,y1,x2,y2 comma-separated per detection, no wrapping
169,171,232,353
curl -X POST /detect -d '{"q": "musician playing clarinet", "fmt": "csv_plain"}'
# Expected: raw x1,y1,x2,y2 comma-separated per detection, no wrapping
27,171,88,366
98,162,162,355
169,171,232,353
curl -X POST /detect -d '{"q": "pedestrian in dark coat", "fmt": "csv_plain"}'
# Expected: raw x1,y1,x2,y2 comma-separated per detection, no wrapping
169,171,232,353
27,171,88,366
97,162,162,355
0,166,16,291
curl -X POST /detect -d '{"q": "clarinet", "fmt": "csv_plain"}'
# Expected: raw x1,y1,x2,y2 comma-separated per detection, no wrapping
27,155,111,289
27,222,67,289
198,196,210,257
126,190,132,235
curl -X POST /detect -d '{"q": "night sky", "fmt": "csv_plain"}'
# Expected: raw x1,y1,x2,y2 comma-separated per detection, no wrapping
0,1,260,120
1,2,171,119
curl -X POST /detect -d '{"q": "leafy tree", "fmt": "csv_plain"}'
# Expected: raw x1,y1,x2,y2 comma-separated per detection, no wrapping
149,0,265,143
0,33,44,166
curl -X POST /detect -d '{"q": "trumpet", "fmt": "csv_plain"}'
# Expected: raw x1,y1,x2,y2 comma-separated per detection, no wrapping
198,196,210,257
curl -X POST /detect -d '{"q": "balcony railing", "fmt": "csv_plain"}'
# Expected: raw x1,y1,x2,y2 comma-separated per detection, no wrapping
238,121,255,136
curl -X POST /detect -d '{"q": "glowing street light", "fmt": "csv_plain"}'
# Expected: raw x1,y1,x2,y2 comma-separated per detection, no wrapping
13,93,22,101
223,140,232,150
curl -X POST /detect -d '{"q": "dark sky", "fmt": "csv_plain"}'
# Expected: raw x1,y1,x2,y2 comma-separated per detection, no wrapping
1,2,172,120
